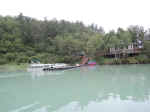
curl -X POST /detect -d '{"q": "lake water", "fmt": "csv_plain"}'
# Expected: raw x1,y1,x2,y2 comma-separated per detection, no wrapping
0,64,150,112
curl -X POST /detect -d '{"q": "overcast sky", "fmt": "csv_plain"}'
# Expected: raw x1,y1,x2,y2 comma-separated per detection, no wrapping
0,0,150,32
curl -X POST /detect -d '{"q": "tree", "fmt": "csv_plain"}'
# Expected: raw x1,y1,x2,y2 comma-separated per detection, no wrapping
128,25,145,42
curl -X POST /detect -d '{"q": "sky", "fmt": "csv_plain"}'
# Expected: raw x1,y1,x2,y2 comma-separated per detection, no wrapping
0,0,150,32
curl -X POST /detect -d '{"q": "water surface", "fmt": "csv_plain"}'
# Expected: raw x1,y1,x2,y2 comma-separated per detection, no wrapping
0,64,150,112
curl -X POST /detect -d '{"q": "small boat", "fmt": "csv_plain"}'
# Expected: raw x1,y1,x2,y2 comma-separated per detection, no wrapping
88,60,96,65
43,65,80,71
43,64,82,71
29,63,54,68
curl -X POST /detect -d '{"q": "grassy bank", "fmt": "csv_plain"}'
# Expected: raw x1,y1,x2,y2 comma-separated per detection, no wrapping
0,54,150,70
96,54,150,65
0,63,29,72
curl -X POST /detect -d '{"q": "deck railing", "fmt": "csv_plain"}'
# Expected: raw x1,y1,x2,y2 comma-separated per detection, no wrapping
109,48,141,55
96,48,142,56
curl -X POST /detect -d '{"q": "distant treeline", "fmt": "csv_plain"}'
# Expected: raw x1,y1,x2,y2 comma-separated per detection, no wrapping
0,13,150,64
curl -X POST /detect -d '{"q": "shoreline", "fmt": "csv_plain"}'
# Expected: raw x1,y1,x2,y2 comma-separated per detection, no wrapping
0,62,150,72
0,62,150,67
0,63,28,72
100,63,150,65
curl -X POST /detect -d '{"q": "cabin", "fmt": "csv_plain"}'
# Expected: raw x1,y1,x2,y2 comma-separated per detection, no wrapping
108,40,142,58
97,34,150,58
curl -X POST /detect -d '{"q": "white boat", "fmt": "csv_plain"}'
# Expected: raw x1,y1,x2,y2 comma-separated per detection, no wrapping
29,63,68,69
29,64,53,68
53,63,68,68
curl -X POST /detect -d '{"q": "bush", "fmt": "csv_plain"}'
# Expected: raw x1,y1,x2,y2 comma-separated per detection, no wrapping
5,53,16,62
95,57,115,65
121,58,129,64
0,58,7,65
26,50,35,57
63,56,73,63
16,55,29,64
126,57,138,64
113,58,121,64
135,54,149,64
96,56,105,65
103,58,114,64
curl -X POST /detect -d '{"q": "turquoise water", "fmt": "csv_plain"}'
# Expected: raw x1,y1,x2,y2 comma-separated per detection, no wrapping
0,64,150,112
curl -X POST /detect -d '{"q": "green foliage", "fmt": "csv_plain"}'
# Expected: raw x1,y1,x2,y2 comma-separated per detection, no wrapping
0,14,150,65
0,58,7,65
96,57,114,65
5,53,16,62
121,58,129,64
96,57,105,65
103,58,114,65
143,41,150,57
126,57,138,64
16,55,29,63
113,59,122,64
135,54,149,64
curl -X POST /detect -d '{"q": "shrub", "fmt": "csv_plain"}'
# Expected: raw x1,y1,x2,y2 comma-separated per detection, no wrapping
16,55,29,64
0,58,7,65
5,53,16,62
103,58,114,64
26,50,35,57
135,54,149,64
126,57,138,64
95,57,115,65
96,56,105,65
113,58,121,64
63,56,73,63
121,58,129,64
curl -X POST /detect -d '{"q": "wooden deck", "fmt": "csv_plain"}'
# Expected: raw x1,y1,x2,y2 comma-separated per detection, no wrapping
97,48,142,56
109,48,141,55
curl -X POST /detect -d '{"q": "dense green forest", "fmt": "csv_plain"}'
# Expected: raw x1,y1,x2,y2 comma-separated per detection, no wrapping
0,14,150,65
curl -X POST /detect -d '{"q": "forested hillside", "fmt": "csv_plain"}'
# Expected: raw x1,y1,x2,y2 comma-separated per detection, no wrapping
0,14,150,64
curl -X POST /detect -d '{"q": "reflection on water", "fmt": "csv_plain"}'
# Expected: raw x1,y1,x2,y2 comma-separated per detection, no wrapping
11,102,39,112
27,68,66,80
0,64,150,112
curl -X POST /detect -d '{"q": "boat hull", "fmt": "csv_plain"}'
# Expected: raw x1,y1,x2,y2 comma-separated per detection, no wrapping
43,65,80,71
